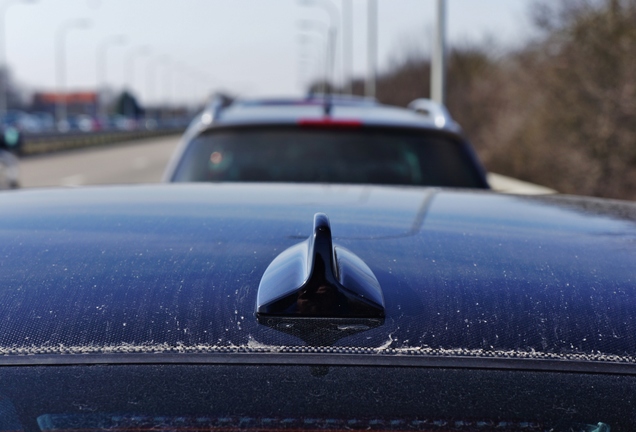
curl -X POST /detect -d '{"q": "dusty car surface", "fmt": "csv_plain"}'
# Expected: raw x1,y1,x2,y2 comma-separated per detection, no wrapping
0,183,633,431
163,96,490,189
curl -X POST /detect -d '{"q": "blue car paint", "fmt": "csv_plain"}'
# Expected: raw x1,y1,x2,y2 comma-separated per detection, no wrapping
0,184,634,366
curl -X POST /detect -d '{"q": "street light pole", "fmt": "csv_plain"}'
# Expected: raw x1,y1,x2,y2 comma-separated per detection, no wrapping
298,0,339,93
172,61,185,109
297,56,311,91
297,33,325,92
182,65,201,110
298,21,330,94
366,0,377,98
431,0,446,104
146,55,160,111
96,35,126,121
146,55,172,120
124,45,150,95
55,18,91,131
342,0,352,94
195,70,216,105
157,56,171,121
0,0,38,120
121,46,150,119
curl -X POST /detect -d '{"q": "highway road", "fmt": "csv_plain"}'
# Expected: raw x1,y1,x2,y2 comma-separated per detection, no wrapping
19,135,180,188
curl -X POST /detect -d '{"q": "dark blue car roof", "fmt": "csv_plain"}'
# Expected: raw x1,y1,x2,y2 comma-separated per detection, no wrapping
0,184,635,370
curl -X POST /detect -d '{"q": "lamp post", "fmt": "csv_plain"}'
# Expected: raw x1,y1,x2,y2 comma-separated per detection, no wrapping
297,32,327,93
298,0,339,93
195,70,217,106
56,18,91,131
182,65,203,110
342,0,352,94
146,55,176,121
0,0,38,119
174,61,189,109
124,45,150,95
96,34,126,121
297,56,310,90
122,45,150,120
145,55,161,112
298,20,331,94
431,0,446,104
366,0,377,98
156,56,171,121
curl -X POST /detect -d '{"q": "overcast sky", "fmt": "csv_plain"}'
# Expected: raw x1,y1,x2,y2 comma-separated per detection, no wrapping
3,0,536,106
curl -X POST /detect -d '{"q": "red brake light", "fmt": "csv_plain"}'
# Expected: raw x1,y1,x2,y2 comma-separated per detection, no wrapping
298,118,362,128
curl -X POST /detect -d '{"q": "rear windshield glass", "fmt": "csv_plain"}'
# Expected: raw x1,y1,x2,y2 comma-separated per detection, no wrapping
171,127,487,188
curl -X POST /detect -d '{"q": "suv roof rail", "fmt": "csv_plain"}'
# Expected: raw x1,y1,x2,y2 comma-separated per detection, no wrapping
407,98,454,128
193,94,235,129
201,93,234,124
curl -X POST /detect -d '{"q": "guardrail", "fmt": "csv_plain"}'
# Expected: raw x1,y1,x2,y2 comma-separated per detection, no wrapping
21,128,185,156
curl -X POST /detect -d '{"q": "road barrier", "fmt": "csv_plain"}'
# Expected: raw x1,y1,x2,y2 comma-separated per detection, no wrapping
21,128,185,156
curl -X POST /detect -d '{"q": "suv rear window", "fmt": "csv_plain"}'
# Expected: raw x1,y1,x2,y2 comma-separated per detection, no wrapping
171,127,488,188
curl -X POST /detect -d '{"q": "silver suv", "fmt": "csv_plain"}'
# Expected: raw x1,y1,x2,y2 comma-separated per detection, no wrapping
163,95,489,189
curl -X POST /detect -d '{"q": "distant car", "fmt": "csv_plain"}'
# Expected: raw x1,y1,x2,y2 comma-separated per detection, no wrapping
2,110,53,134
0,183,633,430
32,111,56,132
75,114,97,132
163,95,490,189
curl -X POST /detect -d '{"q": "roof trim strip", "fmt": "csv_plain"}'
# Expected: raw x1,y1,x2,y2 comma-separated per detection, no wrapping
1,353,636,375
